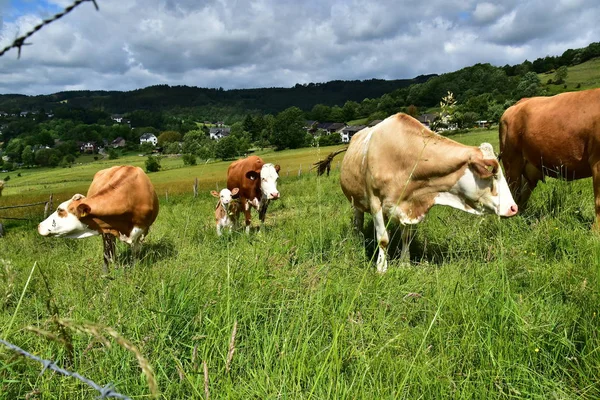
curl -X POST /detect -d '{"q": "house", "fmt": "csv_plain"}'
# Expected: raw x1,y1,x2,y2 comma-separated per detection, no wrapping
80,142,97,153
417,113,438,128
315,122,346,135
111,137,126,148
209,127,231,140
140,133,158,146
111,114,124,123
367,119,383,127
341,125,366,143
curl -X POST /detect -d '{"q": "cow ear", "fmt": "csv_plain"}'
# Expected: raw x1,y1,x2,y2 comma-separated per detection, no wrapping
231,188,239,195
72,193,86,201
77,203,91,218
211,190,219,198
470,158,498,179
246,171,260,180
275,164,281,173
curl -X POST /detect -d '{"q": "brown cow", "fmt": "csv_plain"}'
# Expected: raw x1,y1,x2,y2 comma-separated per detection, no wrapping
499,88,600,223
38,165,159,272
226,155,281,233
341,113,518,273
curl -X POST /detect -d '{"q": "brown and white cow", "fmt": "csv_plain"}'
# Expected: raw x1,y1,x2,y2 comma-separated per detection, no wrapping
499,88,600,225
226,155,281,233
38,165,159,272
340,113,518,273
211,187,241,235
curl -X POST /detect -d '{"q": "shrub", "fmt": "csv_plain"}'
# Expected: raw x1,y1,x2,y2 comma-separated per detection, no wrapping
108,148,120,160
182,153,197,166
145,156,161,172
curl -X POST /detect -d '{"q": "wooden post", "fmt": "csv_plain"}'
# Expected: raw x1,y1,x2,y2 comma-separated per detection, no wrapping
165,191,168,202
44,194,53,218
298,164,302,177
193,177,198,198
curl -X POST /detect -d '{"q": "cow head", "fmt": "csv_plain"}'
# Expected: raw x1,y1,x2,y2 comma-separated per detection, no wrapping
441,143,518,217
246,163,281,200
37,194,99,239
211,188,239,207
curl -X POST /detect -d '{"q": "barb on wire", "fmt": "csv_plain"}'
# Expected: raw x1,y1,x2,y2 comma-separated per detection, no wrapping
0,339,131,399
0,0,99,58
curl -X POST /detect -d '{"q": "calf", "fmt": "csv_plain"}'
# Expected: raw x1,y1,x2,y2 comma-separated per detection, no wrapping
211,188,240,235
340,113,518,273
226,155,281,232
38,166,159,273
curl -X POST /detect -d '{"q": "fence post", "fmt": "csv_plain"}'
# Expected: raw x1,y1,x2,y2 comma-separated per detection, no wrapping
193,177,198,198
165,191,168,202
44,194,53,218
298,164,302,177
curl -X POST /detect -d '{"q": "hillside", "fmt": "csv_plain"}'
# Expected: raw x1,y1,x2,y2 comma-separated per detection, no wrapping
0,75,435,115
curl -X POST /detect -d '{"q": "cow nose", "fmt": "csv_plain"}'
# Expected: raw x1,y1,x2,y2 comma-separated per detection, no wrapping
509,204,518,216
271,192,280,199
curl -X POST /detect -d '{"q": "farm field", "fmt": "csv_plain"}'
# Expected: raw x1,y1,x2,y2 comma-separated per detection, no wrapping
1,130,600,399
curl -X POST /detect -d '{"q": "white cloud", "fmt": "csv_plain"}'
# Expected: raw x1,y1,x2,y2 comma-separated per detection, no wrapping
0,0,599,95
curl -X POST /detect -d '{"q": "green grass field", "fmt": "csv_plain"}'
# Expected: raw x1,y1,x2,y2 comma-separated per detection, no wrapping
1,131,600,399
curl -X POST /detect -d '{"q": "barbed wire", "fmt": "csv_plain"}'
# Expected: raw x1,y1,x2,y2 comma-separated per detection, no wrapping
0,0,99,58
0,338,132,399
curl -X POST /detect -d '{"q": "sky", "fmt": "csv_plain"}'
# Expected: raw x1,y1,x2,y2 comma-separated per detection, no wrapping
0,0,598,96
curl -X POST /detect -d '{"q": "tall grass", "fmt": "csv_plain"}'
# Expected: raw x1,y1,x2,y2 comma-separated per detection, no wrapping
1,139,600,399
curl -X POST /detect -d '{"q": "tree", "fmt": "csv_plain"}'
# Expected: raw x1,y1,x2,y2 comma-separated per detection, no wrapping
5,139,25,163
108,148,120,160
554,66,568,84
515,72,541,99
139,142,155,155
21,145,35,167
145,156,161,172
215,136,239,160
157,130,182,147
272,107,306,150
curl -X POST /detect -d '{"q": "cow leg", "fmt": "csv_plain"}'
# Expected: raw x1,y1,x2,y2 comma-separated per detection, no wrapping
520,162,542,207
372,208,389,273
353,208,364,233
102,233,116,274
258,199,270,224
399,225,413,265
502,155,526,206
591,161,600,230
243,199,252,234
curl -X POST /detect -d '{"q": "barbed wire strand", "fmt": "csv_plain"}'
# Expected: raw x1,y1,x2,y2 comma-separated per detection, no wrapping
0,338,131,400
0,0,99,58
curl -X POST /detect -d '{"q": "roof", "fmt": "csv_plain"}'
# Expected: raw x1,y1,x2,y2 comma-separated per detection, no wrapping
140,133,157,139
342,125,366,133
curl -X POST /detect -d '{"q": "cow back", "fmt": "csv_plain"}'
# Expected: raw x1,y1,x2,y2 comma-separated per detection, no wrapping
86,166,159,229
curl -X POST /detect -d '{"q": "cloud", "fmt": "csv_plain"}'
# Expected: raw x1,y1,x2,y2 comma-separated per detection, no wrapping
0,0,598,95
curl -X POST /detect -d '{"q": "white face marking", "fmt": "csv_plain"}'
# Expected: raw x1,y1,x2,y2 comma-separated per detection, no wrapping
37,197,98,239
260,164,280,200
219,188,234,207
435,152,517,217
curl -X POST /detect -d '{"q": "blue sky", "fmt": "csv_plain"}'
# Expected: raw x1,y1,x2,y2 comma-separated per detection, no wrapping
1,0,599,95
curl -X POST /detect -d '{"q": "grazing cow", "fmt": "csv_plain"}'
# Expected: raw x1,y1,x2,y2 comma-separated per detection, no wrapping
211,188,241,235
340,113,518,273
226,155,281,233
38,165,159,273
500,88,600,225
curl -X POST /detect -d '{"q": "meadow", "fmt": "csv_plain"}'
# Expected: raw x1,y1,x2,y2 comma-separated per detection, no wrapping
1,130,600,399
